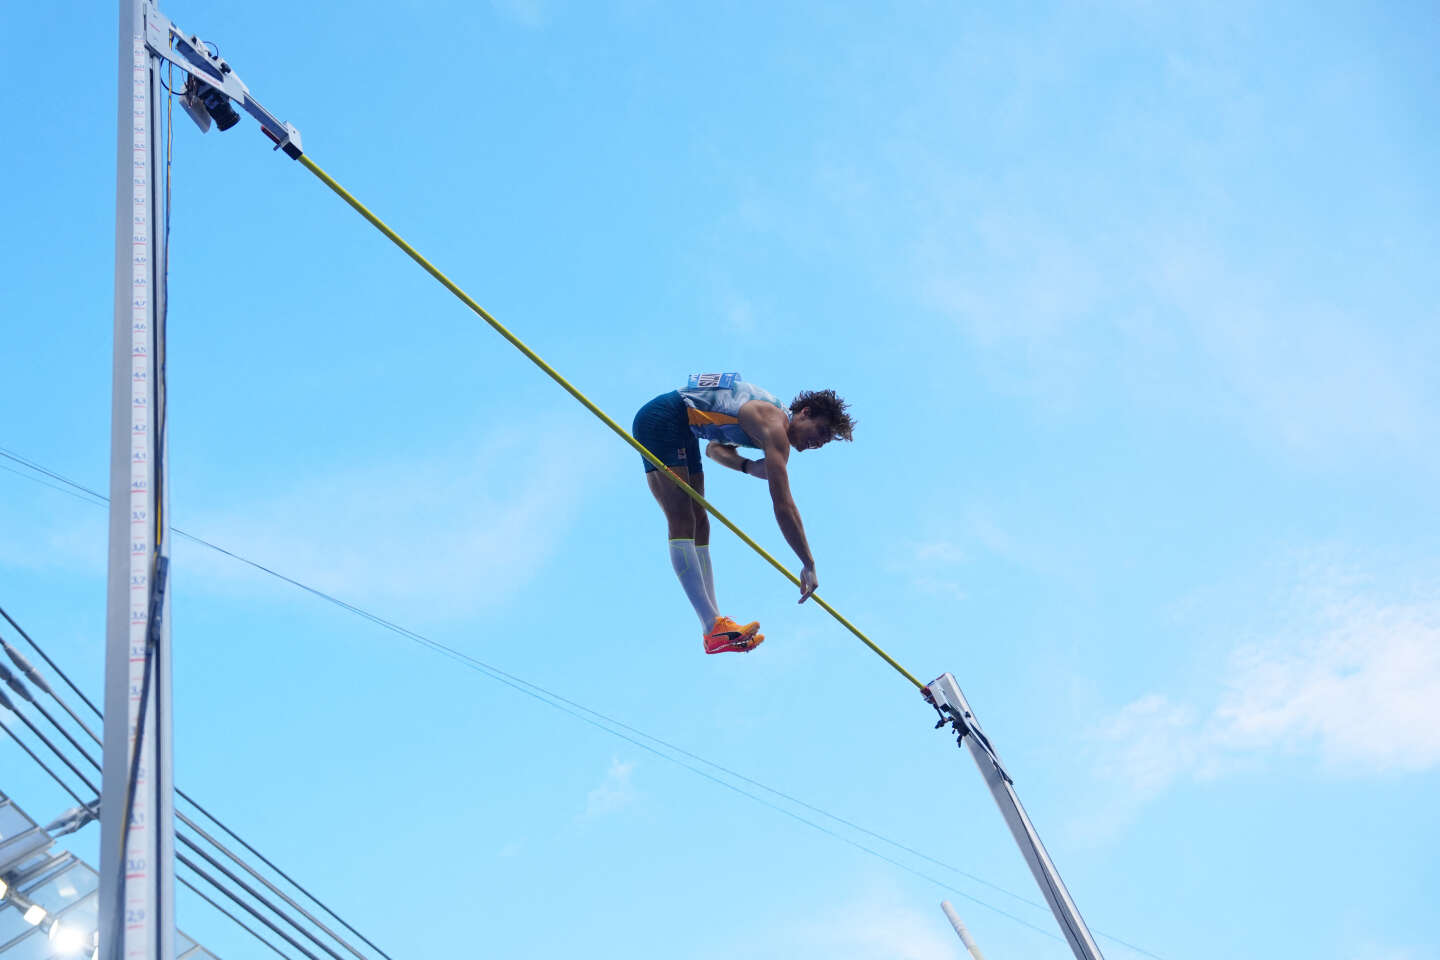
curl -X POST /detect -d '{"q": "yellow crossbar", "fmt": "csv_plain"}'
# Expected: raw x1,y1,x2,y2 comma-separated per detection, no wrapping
298,153,925,691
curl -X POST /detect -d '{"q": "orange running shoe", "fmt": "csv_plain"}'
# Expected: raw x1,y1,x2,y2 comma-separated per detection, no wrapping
703,615,764,654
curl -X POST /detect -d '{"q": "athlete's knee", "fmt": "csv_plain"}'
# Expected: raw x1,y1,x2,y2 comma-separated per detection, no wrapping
667,511,697,540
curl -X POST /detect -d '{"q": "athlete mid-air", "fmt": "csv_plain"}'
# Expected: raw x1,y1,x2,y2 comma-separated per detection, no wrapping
632,373,855,654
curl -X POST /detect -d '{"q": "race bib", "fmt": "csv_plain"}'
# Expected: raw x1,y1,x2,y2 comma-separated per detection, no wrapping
687,372,739,389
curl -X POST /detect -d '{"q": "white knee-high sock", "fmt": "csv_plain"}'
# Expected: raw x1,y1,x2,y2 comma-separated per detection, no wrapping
695,543,718,611
669,538,720,629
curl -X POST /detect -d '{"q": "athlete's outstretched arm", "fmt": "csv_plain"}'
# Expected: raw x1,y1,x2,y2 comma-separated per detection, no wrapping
760,438,817,602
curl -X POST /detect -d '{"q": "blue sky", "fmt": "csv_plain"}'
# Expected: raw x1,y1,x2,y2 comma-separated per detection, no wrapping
2,1,1437,958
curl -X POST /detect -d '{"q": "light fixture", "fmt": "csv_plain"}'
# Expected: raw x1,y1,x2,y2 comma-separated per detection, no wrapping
0,876,9,899
23,903,47,925
49,919,87,953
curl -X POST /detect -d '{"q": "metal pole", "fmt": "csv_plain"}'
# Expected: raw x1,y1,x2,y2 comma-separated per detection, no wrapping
926,674,1104,960
101,1,175,958
940,901,988,960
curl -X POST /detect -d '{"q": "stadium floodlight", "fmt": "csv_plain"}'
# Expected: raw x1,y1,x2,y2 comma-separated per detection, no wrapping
23,902,47,925
0,875,8,899
49,918,88,953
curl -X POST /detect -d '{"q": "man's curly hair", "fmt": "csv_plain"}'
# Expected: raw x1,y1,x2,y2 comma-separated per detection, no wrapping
790,389,855,442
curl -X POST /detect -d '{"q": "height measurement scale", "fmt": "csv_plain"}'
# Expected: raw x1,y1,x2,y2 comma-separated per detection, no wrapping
101,5,176,958
125,31,157,960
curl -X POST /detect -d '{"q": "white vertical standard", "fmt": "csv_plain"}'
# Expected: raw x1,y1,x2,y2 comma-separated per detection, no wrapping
926,673,1104,960
940,901,989,960
101,3,175,958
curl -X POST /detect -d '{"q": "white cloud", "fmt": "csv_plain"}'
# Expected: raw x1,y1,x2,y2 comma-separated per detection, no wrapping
910,540,967,566
799,26,1440,464
1093,563,1440,817
1214,589,1440,772
912,223,1104,415
490,0,548,28
885,538,969,599
1149,241,1438,462
0,472,107,577
1096,694,1205,799
172,417,606,621
582,757,637,820
909,197,1440,461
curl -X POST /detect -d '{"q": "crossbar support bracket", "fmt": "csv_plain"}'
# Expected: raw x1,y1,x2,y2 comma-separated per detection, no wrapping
142,2,303,158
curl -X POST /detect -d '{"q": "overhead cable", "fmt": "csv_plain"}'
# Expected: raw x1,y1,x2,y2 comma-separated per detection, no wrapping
0,598,103,720
0,455,1165,959
1,617,381,960
179,874,297,960
0,597,392,960
1,698,310,960
0,687,100,796
176,835,347,960
177,852,322,960
174,813,374,960
0,715,88,807
0,458,1068,938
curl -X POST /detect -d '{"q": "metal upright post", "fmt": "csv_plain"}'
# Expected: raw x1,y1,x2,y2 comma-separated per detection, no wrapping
100,1,175,958
925,674,1103,960
940,901,989,960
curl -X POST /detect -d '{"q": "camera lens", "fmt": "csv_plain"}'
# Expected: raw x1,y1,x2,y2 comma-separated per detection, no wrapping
199,87,242,131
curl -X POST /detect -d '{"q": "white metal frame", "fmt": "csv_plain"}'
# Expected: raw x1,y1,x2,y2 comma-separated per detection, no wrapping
100,3,174,959
926,673,1105,960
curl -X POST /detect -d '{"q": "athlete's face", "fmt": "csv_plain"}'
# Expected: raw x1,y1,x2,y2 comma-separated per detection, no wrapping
788,407,834,452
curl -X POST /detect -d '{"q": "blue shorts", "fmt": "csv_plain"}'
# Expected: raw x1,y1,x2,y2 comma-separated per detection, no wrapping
633,391,701,475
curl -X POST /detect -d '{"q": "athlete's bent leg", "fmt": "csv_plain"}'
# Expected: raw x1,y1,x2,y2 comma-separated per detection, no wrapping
646,465,760,653
647,464,698,540
648,467,716,627
689,472,718,610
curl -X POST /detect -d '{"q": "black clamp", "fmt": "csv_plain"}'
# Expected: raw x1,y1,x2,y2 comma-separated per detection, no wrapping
922,686,1014,785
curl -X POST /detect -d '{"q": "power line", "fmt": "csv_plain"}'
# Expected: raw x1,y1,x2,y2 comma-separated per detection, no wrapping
0,714,88,807
0,721,293,960
175,812,376,960
0,606,391,960
0,451,1034,901
0,448,1167,960
0,688,299,960
0,585,105,720
0,700,367,960
179,874,297,960
176,790,394,960
176,834,348,960
0,612,387,960
0,699,320,959
3,588,1063,952
178,852,323,960
0,690,100,796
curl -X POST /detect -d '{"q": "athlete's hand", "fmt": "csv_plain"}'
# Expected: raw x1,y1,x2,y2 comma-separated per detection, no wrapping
798,565,818,603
